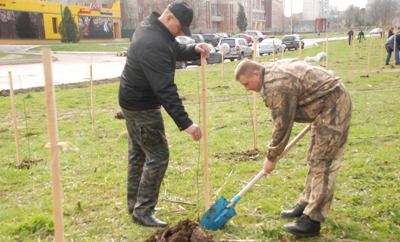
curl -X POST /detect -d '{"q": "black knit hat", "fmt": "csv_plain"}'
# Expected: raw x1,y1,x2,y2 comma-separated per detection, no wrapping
168,0,193,36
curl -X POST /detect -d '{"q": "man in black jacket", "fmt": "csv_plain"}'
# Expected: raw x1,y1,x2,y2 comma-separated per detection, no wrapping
119,0,210,227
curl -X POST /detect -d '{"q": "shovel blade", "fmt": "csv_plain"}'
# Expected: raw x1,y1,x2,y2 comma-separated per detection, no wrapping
200,196,236,231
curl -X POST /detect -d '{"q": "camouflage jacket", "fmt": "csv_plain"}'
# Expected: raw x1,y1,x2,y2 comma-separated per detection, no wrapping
260,58,344,162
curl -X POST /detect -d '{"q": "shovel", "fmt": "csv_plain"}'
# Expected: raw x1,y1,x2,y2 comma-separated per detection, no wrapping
200,124,311,231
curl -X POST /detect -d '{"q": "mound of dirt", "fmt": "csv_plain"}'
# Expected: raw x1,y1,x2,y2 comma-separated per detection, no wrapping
145,219,220,242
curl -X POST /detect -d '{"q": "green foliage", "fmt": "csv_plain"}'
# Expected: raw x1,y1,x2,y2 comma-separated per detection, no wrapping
1,38,400,241
236,4,247,32
10,215,54,238
59,6,80,43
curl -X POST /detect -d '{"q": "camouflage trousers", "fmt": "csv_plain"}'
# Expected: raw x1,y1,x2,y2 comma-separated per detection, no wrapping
121,108,169,216
299,84,352,222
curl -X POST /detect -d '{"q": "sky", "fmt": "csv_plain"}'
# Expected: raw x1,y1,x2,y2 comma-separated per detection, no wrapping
284,0,368,16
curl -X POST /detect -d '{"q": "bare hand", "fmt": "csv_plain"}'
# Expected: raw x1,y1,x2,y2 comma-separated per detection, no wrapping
185,123,202,141
195,43,210,58
263,158,276,175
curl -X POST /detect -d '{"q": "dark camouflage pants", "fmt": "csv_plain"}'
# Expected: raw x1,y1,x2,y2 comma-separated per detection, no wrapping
121,108,169,216
299,84,352,222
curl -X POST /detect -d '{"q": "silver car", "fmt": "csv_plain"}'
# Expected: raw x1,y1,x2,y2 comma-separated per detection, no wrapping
218,38,253,61
258,38,286,56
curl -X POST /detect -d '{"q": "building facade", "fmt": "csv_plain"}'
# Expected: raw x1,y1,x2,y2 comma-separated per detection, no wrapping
0,0,121,40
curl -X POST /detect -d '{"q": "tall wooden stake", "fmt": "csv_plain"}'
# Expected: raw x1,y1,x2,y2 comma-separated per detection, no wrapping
90,65,94,132
8,72,22,166
351,34,355,82
325,32,329,68
221,53,224,83
252,42,258,150
42,48,65,242
201,55,209,211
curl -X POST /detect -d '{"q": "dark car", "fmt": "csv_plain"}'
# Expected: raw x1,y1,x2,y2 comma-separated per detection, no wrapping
187,44,222,66
202,33,219,47
191,34,205,43
282,34,304,50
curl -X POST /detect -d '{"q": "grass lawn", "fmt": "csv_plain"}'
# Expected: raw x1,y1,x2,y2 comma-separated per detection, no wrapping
1,36,400,241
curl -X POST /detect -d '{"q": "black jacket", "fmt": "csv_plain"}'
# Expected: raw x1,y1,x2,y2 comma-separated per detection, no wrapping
119,12,199,131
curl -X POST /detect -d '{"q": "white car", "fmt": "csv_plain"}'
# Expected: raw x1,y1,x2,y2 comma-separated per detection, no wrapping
176,36,195,45
369,28,383,34
257,38,286,56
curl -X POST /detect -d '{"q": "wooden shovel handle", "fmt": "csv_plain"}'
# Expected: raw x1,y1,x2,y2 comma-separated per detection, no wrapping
229,124,311,206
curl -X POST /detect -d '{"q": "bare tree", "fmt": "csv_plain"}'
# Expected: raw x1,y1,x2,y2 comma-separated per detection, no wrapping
368,0,399,27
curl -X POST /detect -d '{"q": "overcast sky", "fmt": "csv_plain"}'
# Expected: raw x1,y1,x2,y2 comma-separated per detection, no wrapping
284,0,368,16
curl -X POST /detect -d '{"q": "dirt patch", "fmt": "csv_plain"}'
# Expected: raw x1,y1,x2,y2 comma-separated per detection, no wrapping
16,159,44,169
214,149,262,162
0,77,120,96
145,219,220,242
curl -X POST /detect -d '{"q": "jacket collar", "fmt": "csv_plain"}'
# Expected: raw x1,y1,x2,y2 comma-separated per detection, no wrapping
149,11,175,42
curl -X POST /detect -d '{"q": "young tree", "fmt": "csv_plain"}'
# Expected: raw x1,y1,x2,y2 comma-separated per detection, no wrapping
59,6,80,43
236,3,247,32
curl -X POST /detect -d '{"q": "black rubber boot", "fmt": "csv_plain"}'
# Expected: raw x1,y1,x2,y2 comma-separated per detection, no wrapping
280,203,306,218
283,214,321,237
132,212,167,227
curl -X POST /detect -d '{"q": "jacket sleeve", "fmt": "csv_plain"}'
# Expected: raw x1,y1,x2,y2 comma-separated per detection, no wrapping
141,42,193,131
175,43,200,61
266,87,298,163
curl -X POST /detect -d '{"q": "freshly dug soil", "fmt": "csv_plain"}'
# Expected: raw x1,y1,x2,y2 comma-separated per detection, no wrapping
145,219,220,242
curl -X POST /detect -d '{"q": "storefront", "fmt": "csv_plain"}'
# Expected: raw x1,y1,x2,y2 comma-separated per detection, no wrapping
0,0,121,40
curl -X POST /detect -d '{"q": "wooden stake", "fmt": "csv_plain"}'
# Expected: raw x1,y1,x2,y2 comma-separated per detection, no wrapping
8,72,22,166
325,32,328,68
90,65,94,132
201,55,209,211
367,35,372,73
221,53,224,83
252,42,258,150
380,33,384,68
42,48,65,242
351,34,355,82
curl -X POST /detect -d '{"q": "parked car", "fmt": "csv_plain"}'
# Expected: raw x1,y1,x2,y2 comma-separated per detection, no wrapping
245,30,268,42
191,34,205,43
370,27,383,34
256,38,286,56
176,35,195,45
232,34,253,45
202,33,219,46
215,32,229,40
282,34,304,50
218,37,253,61
187,44,222,66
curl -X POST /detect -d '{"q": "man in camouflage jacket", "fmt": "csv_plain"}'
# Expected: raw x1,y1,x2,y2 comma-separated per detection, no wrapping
234,58,352,237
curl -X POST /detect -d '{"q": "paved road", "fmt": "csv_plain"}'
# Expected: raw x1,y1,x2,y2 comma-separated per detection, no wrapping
0,36,348,91
0,48,126,91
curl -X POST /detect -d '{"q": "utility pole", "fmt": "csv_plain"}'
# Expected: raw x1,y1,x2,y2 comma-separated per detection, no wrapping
290,0,293,34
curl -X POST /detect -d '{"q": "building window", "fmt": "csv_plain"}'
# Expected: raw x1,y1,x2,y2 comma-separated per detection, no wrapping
52,18,57,34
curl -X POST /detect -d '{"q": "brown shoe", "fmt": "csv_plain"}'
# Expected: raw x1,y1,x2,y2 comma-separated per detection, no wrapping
283,214,320,237
281,203,306,218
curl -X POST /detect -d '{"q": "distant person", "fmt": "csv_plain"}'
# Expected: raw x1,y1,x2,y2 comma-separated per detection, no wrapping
385,32,400,65
357,30,365,43
388,27,394,37
347,29,354,46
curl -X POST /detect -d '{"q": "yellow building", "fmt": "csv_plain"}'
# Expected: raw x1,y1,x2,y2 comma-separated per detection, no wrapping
0,0,121,40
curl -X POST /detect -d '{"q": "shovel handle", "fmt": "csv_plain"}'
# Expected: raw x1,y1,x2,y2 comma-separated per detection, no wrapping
227,124,311,208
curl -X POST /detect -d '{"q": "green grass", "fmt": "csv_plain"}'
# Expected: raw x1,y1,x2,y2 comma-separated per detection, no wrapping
1,37,400,241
